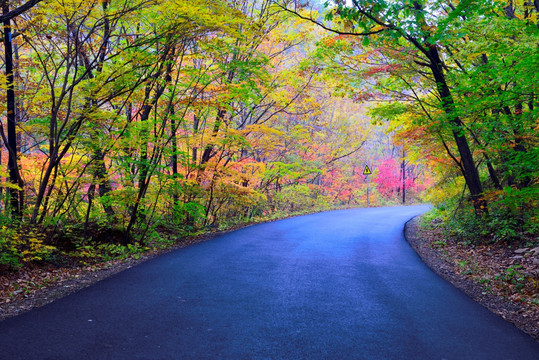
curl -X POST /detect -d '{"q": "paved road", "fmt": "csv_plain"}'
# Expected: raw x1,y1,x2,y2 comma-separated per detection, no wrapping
1,206,538,359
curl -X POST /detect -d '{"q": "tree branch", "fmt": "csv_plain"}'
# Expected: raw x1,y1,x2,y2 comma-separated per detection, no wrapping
0,0,44,22
276,4,386,36
326,141,366,164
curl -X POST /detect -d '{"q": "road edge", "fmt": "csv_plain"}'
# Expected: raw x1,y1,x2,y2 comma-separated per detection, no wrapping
403,215,539,342
0,207,348,322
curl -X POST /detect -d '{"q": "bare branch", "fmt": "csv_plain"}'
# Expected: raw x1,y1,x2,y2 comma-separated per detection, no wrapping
275,3,387,36
0,0,45,22
327,141,366,164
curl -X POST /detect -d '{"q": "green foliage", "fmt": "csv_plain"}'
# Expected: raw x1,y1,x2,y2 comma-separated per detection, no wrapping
3,0,378,270
432,240,447,250
95,243,148,261
0,233,23,270
495,265,526,293
168,201,207,233
272,184,330,212
431,183,538,245
0,226,57,270
419,207,447,230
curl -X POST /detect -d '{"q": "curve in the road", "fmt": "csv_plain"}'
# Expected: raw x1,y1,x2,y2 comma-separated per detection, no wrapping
0,205,537,360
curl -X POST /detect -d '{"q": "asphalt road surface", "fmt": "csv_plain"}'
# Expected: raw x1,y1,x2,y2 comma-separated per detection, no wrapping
1,206,538,359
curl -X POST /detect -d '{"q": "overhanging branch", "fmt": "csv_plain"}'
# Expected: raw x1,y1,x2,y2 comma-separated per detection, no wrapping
275,3,386,36
327,140,366,164
0,0,44,22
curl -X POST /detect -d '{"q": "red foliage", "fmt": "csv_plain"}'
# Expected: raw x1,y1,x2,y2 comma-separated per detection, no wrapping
373,157,415,198
364,64,401,77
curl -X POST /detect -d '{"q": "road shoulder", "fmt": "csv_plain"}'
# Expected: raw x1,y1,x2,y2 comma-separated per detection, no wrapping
404,216,538,342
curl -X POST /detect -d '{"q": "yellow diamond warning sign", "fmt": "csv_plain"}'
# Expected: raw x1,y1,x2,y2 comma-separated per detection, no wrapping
363,165,372,175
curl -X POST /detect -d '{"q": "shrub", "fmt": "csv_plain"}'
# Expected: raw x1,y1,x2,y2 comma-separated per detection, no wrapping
0,226,57,270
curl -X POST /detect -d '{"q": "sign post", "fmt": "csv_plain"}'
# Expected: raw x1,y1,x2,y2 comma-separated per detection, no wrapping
363,164,372,207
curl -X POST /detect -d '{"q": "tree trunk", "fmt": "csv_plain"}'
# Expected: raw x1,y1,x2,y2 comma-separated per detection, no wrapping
427,46,485,213
200,108,227,165
170,105,179,208
401,149,406,204
2,1,23,218
127,46,174,234
191,114,199,165
94,149,115,218
199,69,235,166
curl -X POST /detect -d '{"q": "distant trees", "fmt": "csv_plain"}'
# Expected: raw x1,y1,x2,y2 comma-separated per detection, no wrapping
281,0,537,213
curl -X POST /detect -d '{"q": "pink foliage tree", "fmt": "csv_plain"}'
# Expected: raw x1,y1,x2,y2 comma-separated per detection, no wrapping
373,157,415,199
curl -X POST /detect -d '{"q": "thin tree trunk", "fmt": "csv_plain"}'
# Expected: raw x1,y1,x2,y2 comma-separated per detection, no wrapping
127,46,174,234
402,149,406,204
93,0,115,218
192,114,199,165
170,105,179,208
84,183,96,238
200,108,227,165
199,69,236,166
94,149,115,217
36,163,59,224
2,1,22,218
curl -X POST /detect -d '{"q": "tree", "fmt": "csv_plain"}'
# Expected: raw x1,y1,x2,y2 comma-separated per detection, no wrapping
279,0,490,212
1,0,46,217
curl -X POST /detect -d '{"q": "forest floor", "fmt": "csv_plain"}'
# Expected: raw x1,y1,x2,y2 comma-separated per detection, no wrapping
1,213,538,342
